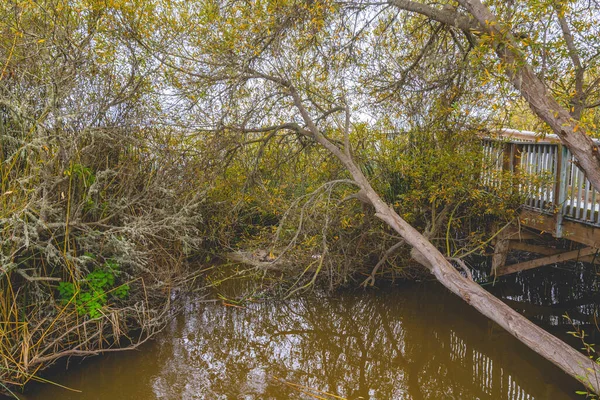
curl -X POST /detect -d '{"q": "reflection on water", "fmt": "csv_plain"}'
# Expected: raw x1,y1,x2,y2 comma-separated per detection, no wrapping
480,260,600,346
24,280,582,399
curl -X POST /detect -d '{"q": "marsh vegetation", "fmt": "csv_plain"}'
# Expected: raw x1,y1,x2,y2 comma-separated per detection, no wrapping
2,0,600,397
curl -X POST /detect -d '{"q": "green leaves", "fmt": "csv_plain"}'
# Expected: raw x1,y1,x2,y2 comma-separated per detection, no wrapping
86,269,115,291
57,281,75,300
57,258,130,319
113,284,130,299
64,163,96,188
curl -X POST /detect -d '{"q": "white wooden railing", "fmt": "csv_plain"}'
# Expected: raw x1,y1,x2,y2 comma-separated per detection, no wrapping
482,129,600,235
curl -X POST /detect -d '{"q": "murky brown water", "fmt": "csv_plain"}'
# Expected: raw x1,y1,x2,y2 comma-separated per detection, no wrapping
21,266,595,400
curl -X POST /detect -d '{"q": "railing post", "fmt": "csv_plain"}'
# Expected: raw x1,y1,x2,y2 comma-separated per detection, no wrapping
511,143,522,196
511,143,521,173
555,145,568,238
501,142,519,193
502,142,513,172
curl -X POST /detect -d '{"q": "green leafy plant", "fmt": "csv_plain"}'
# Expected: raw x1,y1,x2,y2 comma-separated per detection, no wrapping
57,258,130,318
66,163,96,188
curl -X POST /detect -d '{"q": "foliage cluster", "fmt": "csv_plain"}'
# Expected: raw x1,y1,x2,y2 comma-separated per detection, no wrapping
0,0,214,390
57,257,130,319
205,123,534,293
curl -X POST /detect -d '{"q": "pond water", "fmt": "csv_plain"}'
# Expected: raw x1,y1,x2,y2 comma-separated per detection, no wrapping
19,261,600,399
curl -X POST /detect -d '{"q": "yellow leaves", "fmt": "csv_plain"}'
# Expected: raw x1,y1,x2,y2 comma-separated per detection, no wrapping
302,235,317,247
340,216,350,229
483,68,491,81
9,27,24,38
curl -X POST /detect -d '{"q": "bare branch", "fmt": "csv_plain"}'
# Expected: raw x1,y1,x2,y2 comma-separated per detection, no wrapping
387,0,478,31
361,240,405,287
554,4,585,118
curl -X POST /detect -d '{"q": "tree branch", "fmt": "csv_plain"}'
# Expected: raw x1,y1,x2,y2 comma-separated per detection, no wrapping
387,0,478,31
554,4,585,119
361,240,405,287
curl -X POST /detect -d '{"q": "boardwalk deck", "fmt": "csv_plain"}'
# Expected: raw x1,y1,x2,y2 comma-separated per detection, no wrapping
483,130,600,275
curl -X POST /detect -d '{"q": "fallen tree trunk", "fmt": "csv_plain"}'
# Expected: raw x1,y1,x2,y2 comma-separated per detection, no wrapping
285,85,600,394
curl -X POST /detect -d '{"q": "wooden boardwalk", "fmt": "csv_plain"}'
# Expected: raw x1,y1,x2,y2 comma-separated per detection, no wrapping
482,129,600,275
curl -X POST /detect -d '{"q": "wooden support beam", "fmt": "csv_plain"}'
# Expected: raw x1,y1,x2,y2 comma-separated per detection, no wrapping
518,210,600,248
496,247,598,276
509,241,558,255
498,224,540,241
506,229,539,241
555,145,567,238
491,227,513,274
509,241,599,261
561,220,600,249
519,210,557,234
491,239,510,274
509,241,600,264
490,225,543,274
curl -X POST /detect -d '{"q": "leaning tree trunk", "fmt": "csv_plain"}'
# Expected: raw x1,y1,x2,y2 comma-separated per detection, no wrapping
366,189,600,394
288,87,600,394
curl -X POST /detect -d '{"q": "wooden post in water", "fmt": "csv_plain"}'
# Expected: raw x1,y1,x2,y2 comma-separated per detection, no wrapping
555,145,568,238
491,228,511,275
491,141,520,274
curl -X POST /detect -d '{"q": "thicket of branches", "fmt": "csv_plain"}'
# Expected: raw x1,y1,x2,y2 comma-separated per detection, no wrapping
0,1,213,388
